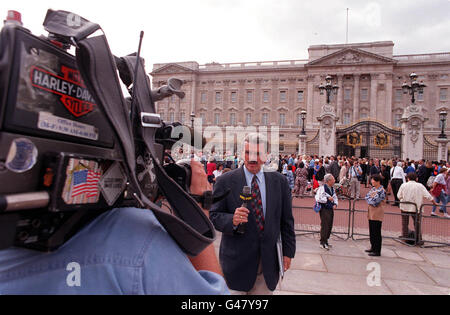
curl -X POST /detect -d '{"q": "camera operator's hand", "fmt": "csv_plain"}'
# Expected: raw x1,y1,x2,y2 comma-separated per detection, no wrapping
190,159,211,196
187,159,222,276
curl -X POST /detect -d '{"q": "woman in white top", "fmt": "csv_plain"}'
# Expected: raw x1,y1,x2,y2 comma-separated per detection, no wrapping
430,168,449,217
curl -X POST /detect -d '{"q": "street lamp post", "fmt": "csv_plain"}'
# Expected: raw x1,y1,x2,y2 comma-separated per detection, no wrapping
319,75,339,104
190,111,195,129
402,72,426,105
439,111,447,139
300,110,307,135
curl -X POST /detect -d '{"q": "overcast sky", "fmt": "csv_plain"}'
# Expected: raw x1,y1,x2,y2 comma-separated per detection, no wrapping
2,0,450,67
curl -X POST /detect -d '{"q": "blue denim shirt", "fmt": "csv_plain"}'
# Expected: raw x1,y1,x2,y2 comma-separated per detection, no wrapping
0,208,228,295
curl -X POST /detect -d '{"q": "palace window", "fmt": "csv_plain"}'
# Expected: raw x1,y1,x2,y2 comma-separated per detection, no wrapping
231,91,237,103
262,113,269,126
440,88,448,101
297,91,304,102
246,113,252,125
343,113,351,125
344,89,351,101
417,90,424,101
263,91,269,102
296,113,302,126
200,113,206,125
179,112,185,124
201,92,207,103
247,90,253,103
230,113,236,126
395,89,402,102
169,111,175,123
394,114,402,128
279,113,286,126
360,112,368,119
215,91,222,104
280,91,287,102
361,88,369,101
214,113,221,125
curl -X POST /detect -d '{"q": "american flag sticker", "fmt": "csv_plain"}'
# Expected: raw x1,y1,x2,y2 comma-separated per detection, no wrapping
62,158,102,205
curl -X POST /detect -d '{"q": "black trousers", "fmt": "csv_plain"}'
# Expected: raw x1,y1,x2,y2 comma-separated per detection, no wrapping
369,220,382,253
391,179,403,206
401,211,422,243
320,208,334,244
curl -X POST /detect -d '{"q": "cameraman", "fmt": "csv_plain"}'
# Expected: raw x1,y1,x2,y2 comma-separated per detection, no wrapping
0,160,228,295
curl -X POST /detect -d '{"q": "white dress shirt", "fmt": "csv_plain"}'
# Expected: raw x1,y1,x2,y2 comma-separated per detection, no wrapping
391,166,406,183
397,181,434,213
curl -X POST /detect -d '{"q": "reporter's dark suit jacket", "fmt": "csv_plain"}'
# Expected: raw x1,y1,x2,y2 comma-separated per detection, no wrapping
209,167,296,292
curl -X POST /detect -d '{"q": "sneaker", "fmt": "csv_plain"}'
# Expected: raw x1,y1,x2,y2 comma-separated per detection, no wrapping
320,243,329,250
326,243,333,248
444,213,450,219
431,212,438,217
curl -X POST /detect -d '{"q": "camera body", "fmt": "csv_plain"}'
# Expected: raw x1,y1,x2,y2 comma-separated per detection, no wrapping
0,18,193,251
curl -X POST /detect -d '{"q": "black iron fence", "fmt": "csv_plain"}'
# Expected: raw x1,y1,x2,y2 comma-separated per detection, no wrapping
291,195,449,247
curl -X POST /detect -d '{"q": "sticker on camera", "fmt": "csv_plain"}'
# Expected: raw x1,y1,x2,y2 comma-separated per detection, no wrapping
62,158,102,205
99,162,127,206
5,138,38,173
38,111,98,141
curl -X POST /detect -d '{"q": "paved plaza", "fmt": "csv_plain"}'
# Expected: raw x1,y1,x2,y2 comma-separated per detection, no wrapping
214,232,450,295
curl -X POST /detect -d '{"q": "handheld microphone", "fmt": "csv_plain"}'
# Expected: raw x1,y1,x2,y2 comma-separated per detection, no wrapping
236,186,252,234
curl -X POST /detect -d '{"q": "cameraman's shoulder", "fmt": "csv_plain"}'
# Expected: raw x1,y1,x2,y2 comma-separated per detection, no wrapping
73,207,167,255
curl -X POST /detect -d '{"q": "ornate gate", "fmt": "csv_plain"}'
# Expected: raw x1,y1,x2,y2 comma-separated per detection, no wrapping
306,130,320,156
336,120,402,159
423,136,438,161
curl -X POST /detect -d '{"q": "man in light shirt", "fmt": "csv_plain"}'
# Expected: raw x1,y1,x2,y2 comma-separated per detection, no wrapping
390,161,406,206
397,173,437,245
348,160,363,199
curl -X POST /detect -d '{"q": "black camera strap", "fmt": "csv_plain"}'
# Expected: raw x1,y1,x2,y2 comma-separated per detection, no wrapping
42,10,215,256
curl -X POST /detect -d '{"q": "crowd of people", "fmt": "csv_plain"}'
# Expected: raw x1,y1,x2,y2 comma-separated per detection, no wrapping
276,154,449,217
199,151,449,257
200,151,450,219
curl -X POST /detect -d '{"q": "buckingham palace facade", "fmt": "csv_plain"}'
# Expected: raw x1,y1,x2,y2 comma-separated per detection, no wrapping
151,41,450,159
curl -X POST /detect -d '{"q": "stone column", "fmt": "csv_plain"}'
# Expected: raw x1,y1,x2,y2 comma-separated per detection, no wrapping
370,73,378,119
353,74,360,122
298,134,307,156
436,138,449,162
190,76,197,115
317,105,339,157
385,73,393,126
400,104,427,160
337,74,343,124
306,75,315,127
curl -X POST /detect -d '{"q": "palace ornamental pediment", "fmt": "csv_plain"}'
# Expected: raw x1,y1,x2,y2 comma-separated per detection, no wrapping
306,48,397,67
151,63,196,75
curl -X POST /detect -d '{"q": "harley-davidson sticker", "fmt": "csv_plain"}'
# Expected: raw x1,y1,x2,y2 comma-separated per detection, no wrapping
62,158,102,205
30,65,96,117
38,112,99,141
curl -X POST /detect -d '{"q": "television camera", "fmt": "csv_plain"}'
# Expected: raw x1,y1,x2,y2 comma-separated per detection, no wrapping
0,9,219,256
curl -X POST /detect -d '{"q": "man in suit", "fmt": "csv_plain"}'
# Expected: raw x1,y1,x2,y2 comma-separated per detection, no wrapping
209,133,296,294
328,156,340,183
416,159,428,188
